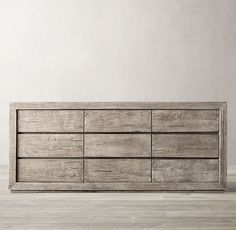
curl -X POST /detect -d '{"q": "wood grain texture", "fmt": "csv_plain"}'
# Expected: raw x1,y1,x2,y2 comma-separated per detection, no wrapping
152,159,219,183
84,159,151,182
84,110,151,132
84,134,151,157
152,134,218,158
17,159,83,182
18,110,83,132
18,134,83,158
152,110,219,132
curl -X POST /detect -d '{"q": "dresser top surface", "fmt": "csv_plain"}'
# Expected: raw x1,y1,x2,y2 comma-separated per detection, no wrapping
10,101,227,110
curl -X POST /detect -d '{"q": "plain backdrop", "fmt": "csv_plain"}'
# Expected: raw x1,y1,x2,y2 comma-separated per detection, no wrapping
0,0,236,165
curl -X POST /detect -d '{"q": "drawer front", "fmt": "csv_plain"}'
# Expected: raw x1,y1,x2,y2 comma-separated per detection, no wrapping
84,159,151,182
18,159,83,182
152,110,219,132
152,159,219,183
84,134,151,157
18,134,83,158
18,110,83,132
152,134,218,158
84,110,151,132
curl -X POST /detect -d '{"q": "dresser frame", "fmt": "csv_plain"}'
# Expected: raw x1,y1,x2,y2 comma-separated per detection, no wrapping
9,102,227,191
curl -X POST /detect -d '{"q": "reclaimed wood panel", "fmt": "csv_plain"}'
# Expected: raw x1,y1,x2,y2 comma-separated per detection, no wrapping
152,159,219,183
18,110,83,132
84,134,151,157
17,159,83,182
18,134,83,158
84,110,151,132
152,134,218,158
84,159,151,182
152,110,219,132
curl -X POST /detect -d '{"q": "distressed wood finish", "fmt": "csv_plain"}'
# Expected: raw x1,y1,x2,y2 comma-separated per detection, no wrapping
84,159,151,182
152,134,218,158
9,102,227,191
152,159,219,183
18,159,83,182
18,110,83,132
84,134,151,157
152,110,219,132
18,134,83,158
84,110,151,132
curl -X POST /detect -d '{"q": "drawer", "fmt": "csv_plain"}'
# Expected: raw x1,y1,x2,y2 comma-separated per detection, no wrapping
18,110,83,132
84,110,151,132
152,159,219,183
17,159,83,182
84,134,151,157
84,159,151,182
152,134,218,158
152,110,219,132
18,134,83,158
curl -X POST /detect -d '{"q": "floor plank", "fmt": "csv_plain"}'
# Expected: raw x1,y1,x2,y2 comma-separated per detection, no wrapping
0,165,236,229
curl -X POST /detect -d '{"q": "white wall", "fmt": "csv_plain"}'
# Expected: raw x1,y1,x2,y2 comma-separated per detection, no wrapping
0,0,236,165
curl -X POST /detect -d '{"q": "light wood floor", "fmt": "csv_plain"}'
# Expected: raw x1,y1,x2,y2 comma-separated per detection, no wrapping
1,165,236,230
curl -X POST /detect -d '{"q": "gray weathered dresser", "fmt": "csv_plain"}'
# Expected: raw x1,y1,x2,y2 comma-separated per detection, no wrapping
9,102,227,191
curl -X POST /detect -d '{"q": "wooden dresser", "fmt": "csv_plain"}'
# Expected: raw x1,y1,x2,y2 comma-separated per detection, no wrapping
9,102,227,191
